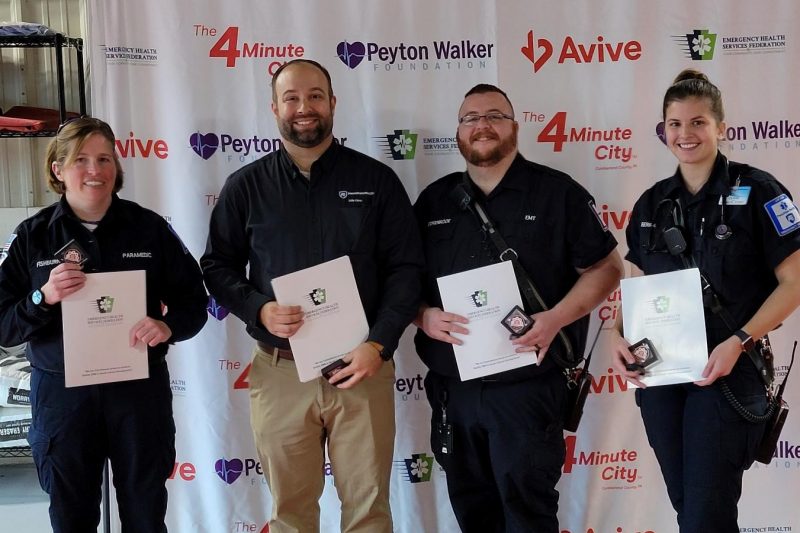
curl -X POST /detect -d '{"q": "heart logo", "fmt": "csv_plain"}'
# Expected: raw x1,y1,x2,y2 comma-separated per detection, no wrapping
337,41,366,69
655,122,666,145
214,457,243,484
190,132,219,160
520,30,553,73
207,296,229,321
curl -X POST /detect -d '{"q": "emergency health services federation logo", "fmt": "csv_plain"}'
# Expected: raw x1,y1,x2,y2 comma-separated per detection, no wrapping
652,296,670,314
375,130,418,160
470,290,488,308
96,296,115,314
307,288,327,306
673,29,717,60
394,453,434,483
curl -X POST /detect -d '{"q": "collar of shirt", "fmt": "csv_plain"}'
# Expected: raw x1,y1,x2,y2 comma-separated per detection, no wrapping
277,139,342,181
663,151,731,203
47,194,128,230
466,152,529,201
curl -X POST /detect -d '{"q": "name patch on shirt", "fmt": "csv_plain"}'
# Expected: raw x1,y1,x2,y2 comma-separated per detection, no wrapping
764,194,800,236
0,234,16,266
719,186,751,206
427,218,451,227
338,190,375,206
122,252,153,259
35,259,61,268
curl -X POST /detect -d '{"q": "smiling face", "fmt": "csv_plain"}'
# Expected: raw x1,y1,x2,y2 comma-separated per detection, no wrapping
51,133,117,218
271,62,336,149
456,91,518,167
664,96,725,172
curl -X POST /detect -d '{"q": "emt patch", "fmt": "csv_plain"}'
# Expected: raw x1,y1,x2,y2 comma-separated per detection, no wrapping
764,194,800,236
0,234,17,266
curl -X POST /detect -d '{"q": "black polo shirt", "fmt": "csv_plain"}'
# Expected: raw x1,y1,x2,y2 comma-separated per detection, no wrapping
414,153,617,379
0,195,208,372
201,141,423,357
626,152,800,349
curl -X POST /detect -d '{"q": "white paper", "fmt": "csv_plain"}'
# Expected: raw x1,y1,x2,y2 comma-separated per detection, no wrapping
61,270,148,387
437,261,536,380
620,268,708,386
271,256,369,382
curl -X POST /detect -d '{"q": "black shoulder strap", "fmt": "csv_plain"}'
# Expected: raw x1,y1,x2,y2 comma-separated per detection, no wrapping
453,173,577,367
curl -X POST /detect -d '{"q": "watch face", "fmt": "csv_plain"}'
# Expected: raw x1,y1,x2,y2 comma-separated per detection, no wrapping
32,289,43,305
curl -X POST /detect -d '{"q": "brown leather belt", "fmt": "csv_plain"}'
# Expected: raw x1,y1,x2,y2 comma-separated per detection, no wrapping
256,341,294,360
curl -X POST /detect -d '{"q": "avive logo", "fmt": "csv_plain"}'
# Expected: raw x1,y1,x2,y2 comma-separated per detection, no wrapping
521,30,642,73
115,132,168,159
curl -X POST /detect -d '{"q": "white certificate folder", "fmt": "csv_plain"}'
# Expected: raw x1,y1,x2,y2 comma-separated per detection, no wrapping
271,256,369,382
437,261,536,380
620,268,708,386
61,270,148,387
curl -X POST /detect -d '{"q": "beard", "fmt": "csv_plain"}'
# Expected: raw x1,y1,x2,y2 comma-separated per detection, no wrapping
278,113,333,148
457,130,517,167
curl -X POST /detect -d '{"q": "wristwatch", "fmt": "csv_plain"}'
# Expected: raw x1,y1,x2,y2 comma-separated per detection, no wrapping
734,329,755,352
31,288,51,310
367,340,391,361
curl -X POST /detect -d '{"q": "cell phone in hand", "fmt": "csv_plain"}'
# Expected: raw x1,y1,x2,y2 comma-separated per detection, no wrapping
321,358,350,382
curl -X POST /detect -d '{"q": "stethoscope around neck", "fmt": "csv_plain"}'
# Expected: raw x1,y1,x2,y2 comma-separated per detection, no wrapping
712,158,740,240
648,161,739,256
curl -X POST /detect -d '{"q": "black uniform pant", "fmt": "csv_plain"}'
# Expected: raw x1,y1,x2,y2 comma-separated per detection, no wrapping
27,363,176,533
638,360,766,533
425,367,567,533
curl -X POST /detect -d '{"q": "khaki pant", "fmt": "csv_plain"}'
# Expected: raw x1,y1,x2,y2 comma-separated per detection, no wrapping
249,345,395,533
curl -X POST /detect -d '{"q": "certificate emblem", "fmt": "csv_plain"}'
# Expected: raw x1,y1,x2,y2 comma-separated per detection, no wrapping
54,238,88,265
501,305,533,337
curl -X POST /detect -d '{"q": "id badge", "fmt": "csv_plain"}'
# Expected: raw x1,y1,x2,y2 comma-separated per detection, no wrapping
720,186,751,206
436,422,454,455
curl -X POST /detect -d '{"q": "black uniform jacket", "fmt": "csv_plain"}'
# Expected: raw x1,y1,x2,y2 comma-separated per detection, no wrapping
201,141,423,357
414,153,617,379
0,195,208,372
626,153,800,350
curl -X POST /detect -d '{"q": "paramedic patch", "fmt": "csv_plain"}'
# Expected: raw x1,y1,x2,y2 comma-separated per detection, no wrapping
764,194,800,236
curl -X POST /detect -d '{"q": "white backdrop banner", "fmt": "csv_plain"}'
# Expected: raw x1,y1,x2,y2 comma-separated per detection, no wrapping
86,1,800,532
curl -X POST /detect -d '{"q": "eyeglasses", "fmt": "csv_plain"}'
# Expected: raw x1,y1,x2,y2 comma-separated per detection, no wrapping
458,112,514,127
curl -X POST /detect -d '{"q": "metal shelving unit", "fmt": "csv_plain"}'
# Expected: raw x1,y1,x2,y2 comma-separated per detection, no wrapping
0,32,86,137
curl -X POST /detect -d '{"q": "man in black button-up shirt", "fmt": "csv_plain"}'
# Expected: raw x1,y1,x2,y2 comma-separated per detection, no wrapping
202,59,422,533
414,84,622,533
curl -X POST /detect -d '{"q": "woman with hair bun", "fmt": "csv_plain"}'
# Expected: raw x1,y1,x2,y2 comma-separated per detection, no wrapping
609,69,800,531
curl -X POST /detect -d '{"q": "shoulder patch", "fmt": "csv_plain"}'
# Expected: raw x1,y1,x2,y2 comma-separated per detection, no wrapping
588,200,609,232
764,194,800,236
0,234,17,266
167,224,189,254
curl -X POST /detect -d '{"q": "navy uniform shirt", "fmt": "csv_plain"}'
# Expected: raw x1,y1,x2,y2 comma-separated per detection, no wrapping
201,141,424,357
414,153,617,379
0,195,208,372
626,152,800,350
